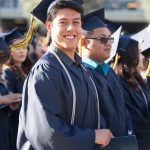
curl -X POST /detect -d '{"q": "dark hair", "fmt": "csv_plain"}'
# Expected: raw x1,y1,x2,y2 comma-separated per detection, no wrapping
47,0,84,22
6,48,32,80
113,39,148,90
0,50,10,65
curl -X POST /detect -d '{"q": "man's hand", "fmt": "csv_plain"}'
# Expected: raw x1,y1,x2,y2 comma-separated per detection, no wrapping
95,129,113,147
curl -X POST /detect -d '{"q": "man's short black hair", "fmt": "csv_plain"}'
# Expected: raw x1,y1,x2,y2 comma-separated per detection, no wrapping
47,0,84,22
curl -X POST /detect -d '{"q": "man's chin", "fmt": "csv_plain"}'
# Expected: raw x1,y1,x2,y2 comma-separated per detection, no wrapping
63,45,77,51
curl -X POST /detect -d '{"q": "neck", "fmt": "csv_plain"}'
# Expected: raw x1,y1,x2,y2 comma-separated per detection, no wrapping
14,61,22,68
82,47,103,64
52,42,75,61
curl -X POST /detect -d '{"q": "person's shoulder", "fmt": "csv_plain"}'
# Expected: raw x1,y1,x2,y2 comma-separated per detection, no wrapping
107,67,117,76
3,66,16,79
29,52,64,80
34,51,62,69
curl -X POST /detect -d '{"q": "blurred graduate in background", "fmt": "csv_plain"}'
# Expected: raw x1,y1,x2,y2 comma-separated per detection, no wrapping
111,35,150,150
0,36,22,150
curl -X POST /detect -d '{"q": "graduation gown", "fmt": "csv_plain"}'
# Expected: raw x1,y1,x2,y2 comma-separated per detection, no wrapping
85,62,129,137
120,79,150,150
4,68,24,150
0,82,11,150
147,77,150,88
17,44,100,150
4,68,24,93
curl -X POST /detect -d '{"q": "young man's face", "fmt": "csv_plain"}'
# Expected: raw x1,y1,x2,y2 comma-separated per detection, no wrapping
47,8,82,52
85,27,112,63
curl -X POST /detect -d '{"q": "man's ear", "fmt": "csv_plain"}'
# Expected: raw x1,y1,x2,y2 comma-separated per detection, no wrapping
45,21,52,33
81,38,87,48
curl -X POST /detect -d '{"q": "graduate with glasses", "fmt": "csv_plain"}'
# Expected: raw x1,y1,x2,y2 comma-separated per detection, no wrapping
17,1,113,150
81,9,132,137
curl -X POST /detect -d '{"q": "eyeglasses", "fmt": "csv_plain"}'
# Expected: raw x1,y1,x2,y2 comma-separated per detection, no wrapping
85,36,114,45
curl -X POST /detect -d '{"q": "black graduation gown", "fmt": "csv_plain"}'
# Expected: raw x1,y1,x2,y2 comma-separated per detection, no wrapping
88,66,129,137
4,69,24,150
17,45,100,150
120,79,150,150
0,82,11,150
147,77,150,88
4,69,24,93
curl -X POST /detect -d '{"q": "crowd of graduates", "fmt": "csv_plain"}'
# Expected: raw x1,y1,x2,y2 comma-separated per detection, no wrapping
0,0,150,150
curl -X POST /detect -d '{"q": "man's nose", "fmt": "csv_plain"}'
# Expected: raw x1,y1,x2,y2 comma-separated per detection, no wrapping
67,24,74,31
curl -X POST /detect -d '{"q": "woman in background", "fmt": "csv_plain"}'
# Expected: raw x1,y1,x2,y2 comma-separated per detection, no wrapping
0,39,21,150
3,28,32,150
112,35,150,150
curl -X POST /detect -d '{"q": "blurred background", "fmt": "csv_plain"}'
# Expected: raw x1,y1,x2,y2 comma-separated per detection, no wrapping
0,0,150,35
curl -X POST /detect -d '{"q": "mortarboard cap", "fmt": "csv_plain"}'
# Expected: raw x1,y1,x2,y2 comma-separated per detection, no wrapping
82,8,106,31
0,32,10,52
0,33,8,39
117,35,131,54
84,8,105,21
0,40,9,53
117,35,139,62
32,0,84,23
103,19,120,34
105,26,122,63
4,27,27,46
117,35,138,57
131,25,150,55
32,0,55,23
111,35,139,69
0,39,10,64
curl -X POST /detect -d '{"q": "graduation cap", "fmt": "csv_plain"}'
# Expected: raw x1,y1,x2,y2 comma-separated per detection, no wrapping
32,0,84,23
83,8,105,22
117,35,139,57
117,35,131,53
105,26,122,63
3,27,27,46
131,25,150,55
111,35,139,69
0,39,10,64
131,25,150,78
82,8,106,31
103,19,120,34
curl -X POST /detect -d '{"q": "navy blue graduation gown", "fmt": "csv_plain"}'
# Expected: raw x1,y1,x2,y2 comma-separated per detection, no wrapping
4,68,24,93
0,82,11,150
120,79,150,150
4,69,24,150
147,77,150,88
17,45,100,150
87,65,129,137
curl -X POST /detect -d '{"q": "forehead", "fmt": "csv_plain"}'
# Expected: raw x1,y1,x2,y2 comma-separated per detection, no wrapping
53,8,81,21
92,27,111,36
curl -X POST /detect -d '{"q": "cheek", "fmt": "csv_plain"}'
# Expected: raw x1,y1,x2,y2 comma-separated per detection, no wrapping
24,50,28,56
11,51,17,58
93,43,104,54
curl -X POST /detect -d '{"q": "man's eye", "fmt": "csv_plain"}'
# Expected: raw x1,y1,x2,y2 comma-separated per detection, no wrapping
59,22,67,25
73,21,80,25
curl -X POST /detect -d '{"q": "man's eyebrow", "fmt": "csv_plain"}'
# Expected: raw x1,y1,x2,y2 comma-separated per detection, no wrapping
58,17,81,21
97,34,111,37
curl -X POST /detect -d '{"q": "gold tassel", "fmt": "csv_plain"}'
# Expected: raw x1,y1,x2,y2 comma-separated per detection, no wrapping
78,38,82,57
10,16,35,50
112,53,120,70
144,58,150,79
